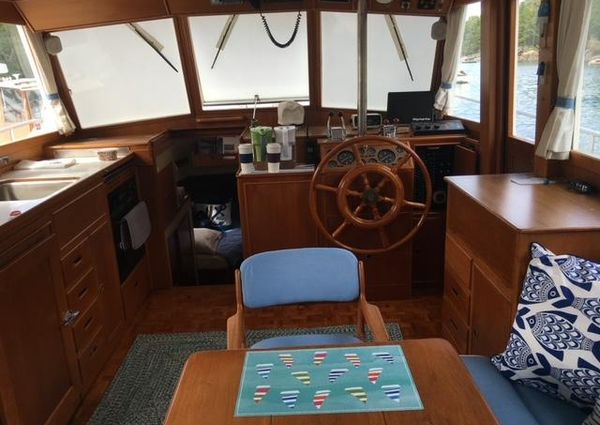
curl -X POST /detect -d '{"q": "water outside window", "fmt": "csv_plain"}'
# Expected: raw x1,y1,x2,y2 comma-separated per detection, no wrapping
450,2,481,123
56,19,189,129
321,12,438,111
189,12,309,109
576,0,600,157
513,0,540,142
0,24,56,145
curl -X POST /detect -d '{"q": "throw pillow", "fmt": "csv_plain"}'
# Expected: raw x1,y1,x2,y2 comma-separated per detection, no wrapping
193,228,223,255
491,243,600,408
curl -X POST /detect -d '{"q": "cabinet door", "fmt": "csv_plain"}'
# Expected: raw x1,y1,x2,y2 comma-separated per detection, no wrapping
470,263,513,356
89,219,124,345
0,234,80,425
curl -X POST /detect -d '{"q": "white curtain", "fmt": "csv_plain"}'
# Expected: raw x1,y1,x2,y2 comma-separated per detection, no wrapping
434,6,467,114
536,0,592,160
24,30,76,135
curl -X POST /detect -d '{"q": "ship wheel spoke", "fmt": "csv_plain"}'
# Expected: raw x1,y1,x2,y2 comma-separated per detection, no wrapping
315,183,338,194
345,189,364,198
333,220,350,239
360,173,372,190
404,200,426,210
352,144,365,166
371,206,382,220
380,196,396,204
354,202,367,216
375,176,389,192
394,153,411,173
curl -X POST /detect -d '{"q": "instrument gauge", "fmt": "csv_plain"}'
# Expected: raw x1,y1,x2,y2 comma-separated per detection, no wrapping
328,160,338,168
337,150,356,166
377,149,396,164
361,146,376,157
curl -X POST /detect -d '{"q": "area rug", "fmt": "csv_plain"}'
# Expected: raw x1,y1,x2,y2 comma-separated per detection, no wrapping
88,323,402,425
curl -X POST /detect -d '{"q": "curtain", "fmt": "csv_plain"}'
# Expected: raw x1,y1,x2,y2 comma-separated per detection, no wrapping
24,29,76,135
434,6,467,114
535,0,592,160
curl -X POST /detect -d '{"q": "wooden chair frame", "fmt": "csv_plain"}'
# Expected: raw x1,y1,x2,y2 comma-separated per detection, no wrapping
226,260,390,349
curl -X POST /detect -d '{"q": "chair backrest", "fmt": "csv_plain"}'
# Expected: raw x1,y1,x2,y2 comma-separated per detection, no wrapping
240,248,360,309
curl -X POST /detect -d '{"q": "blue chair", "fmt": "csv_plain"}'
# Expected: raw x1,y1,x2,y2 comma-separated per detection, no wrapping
226,247,390,349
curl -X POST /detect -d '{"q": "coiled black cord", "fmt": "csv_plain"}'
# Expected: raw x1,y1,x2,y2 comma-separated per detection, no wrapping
259,11,302,48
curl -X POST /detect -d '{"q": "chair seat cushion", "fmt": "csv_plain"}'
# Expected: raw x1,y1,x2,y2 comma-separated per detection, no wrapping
251,333,362,349
463,355,588,425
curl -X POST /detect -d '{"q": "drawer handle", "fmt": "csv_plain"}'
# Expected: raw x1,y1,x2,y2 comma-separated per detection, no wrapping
133,280,138,288
451,287,460,297
90,344,98,355
73,255,83,266
63,310,80,327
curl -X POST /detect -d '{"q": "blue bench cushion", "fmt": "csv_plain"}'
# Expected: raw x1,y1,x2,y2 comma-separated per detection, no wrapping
463,355,588,425
251,334,362,349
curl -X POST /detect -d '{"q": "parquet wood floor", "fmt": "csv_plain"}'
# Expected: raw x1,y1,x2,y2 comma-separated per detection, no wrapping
69,285,442,424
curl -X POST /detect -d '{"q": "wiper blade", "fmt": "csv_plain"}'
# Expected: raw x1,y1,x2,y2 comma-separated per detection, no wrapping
127,23,179,73
211,15,238,70
385,15,414,82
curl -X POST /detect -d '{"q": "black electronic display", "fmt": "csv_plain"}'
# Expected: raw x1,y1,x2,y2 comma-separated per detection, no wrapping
386,91,434,124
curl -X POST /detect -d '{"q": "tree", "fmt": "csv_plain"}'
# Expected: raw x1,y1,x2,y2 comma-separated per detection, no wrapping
0,24,33,77
462,15,481,57
518,0,540,50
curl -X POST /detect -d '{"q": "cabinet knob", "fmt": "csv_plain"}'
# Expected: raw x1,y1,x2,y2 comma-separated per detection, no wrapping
62,310,80,327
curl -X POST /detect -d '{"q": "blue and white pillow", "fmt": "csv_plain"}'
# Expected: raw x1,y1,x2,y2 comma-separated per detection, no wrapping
491,243,600,408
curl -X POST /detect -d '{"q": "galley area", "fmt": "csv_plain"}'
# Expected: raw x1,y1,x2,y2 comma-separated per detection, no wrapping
0,0,599,424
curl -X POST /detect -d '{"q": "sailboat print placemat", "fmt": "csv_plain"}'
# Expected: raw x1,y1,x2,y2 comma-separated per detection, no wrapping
235,345,423,417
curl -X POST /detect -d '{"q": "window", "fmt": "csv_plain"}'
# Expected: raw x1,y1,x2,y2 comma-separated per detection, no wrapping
0,24,56,145
321,12,438,111
189,12,309,109
450,2,481,122
574,0,600,157
55,19,189,129
510,0,540,142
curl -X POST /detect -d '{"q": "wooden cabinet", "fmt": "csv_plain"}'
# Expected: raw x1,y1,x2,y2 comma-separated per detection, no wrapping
121,257,151,322
443,174,600,355
54,184,126,391
0,228,80,425
237,170,320,257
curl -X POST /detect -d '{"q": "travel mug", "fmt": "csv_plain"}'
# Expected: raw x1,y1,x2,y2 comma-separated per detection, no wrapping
238,143,254,174
267,143,281,173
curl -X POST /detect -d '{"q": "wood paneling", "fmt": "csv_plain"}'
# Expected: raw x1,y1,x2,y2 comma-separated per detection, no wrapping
0,2,25,25
15,0,169,31
238,171,320,256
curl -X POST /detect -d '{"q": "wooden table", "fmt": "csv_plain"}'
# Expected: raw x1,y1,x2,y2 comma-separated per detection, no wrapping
164,338,499,424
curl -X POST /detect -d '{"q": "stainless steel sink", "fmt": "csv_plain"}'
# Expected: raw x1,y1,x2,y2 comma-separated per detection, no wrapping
0,178,79,201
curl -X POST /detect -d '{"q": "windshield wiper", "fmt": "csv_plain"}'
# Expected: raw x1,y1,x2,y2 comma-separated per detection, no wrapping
385,15,414,82
211,15,239,69
127,23,179,73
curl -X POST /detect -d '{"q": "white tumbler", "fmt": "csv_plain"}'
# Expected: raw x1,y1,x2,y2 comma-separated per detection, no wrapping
238,143,254,174
267,143,281,173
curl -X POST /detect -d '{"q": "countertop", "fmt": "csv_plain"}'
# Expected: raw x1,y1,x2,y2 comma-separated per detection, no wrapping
446,173,600,232
0,155,133,227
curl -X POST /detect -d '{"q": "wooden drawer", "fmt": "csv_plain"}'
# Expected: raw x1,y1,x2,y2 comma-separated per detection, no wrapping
66,268,99,313
442,299,469,353
122,258,150,322
54,184,105,250
78,328,108,389
61,238,94,289
444,266,470,321
72,300,103,353
445,234,472,291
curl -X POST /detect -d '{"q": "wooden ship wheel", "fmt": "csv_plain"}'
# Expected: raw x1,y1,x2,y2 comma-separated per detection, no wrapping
309,136,433,255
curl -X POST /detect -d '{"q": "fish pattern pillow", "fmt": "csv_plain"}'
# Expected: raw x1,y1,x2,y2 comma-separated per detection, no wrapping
491,243,600,408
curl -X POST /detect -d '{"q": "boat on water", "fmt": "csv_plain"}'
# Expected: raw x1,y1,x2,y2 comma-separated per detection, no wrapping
0,1,599,425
